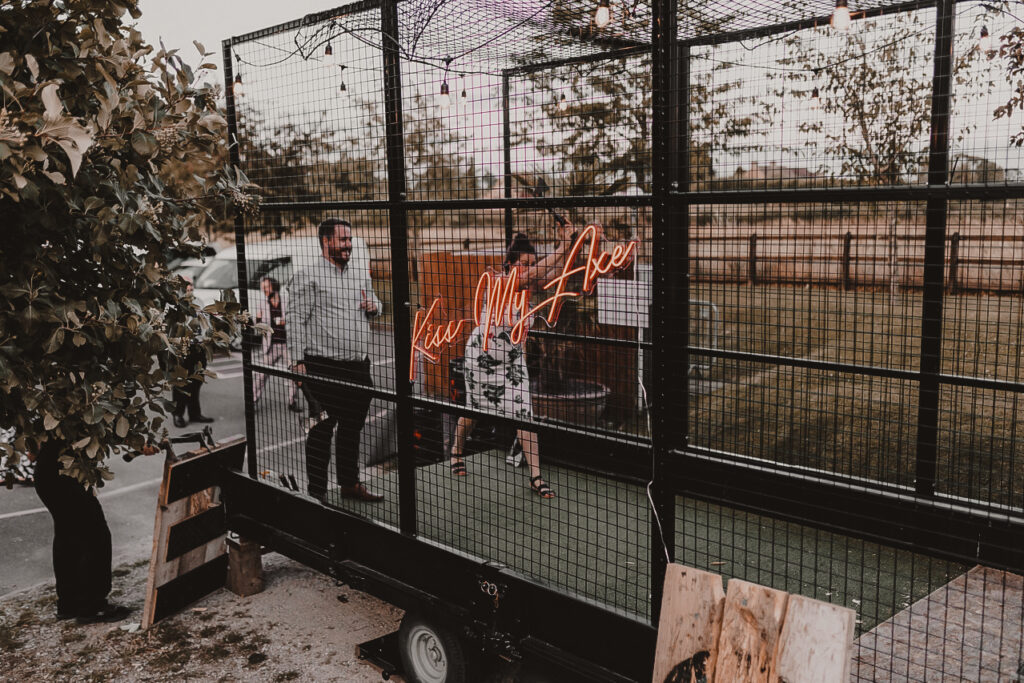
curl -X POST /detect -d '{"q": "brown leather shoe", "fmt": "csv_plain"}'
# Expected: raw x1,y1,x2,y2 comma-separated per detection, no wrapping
339,483,384,502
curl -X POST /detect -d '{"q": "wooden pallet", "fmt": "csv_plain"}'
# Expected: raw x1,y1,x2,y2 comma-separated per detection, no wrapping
653,564,855,683
140,435,246,629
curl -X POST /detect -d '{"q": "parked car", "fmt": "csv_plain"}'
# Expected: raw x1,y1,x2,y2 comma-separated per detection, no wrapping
192,236,373,348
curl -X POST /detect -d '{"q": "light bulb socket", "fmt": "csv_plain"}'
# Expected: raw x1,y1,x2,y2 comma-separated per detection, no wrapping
339,81,347,92
980,25,989,38
234,74,242,84
811,87,820,98
835,0,848,8
325,44,334,57
440,82,450,96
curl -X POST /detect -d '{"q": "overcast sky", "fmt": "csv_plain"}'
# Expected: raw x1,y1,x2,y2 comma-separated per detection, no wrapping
134,0,336,74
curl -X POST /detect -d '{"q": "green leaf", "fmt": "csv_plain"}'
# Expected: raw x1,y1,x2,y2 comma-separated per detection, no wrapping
43,413,59,430
45,327,65,353
131,131,157,157
115,415,128,438
73,435,91,449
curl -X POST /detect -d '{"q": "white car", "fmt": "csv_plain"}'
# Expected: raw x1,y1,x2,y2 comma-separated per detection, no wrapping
193,234,372,319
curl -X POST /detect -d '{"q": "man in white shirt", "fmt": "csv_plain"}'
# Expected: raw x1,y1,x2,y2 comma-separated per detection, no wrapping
288,218,383,503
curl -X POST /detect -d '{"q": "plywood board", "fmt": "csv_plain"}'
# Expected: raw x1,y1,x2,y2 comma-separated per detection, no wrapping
652,564,725,683
775,594,855,683
713,579,788,682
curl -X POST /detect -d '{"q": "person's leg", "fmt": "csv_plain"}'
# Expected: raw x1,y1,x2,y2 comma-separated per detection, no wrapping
517,428,554,498
252,348,270,403
335,360,374,488
302,359,339,501
450,417,474,476
33,441,114,615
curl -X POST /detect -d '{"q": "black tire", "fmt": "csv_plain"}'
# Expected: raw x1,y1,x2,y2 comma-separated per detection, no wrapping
397,613,469,683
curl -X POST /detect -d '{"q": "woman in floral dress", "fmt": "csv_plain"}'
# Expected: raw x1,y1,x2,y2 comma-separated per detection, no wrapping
450,224,588,498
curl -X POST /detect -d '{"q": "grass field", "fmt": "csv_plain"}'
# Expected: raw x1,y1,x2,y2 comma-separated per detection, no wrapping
689,283,1024,509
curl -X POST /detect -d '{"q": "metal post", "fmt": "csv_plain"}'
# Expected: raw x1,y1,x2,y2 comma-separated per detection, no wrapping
843,231,853,290
749,233,758,285
948,231,960,294
502,73,514,250
915,0,955,497
222,40,258,480
381,0,416,535
650,0,680,627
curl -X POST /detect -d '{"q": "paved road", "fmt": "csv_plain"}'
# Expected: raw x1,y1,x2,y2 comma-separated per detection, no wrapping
0,352,248,600
0,325,399,600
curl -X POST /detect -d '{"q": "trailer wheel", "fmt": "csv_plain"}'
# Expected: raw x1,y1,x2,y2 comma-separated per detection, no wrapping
397,613,468,683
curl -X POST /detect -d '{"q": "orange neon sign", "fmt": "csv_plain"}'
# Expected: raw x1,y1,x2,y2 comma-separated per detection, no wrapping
410,225,638,381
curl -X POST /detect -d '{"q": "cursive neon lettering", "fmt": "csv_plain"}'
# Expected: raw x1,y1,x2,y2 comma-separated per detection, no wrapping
409,228,639,381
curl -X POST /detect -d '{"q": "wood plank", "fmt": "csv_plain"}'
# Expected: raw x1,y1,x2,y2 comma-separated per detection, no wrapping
652,564,725,683
165,437,245,503
775,594,855,683
141,453,176,629
151,555,230,624
165,502,226,561
713,579,788,683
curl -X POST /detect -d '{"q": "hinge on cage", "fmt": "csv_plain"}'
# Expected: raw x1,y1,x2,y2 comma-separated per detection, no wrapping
479,579,506,609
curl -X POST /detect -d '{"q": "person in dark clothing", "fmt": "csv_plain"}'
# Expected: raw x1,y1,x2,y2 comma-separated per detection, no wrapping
171,340,214,428
287,218,383,503
172,278,214,428
33,440,130,624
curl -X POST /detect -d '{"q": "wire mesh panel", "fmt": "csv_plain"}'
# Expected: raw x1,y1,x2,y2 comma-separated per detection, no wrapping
223,0,1024,678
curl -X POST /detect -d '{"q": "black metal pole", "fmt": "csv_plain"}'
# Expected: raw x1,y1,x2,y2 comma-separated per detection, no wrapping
381,0,416,535
649,0,680,627
915,0,955,497
222,39,258,480
502,72,514,250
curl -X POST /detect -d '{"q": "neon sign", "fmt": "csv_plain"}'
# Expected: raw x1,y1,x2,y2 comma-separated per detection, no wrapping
410,224,638,381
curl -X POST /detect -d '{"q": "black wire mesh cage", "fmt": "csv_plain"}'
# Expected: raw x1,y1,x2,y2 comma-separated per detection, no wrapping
224,0,1024,679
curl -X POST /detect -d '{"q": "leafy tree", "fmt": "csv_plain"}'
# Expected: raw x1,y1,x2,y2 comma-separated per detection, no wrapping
0,0,253,486
780,11,987,185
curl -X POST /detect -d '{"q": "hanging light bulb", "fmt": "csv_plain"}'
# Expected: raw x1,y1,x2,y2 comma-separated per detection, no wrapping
810,87,820,110
979,26,993,54
558,93,568,112
438,81,451,110
324,43,336,68
337,64,348,94
831,0,851,32
460,75,467,107
595,0,612,29
233,74,245,98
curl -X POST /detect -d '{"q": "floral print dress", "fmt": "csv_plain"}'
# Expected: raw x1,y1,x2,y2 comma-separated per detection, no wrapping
464,305,532,419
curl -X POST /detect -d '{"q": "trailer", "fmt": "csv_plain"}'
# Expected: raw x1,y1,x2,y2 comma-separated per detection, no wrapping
221,1,1024,680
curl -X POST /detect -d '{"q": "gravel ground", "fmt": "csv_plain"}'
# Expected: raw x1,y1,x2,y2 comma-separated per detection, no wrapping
0,554,407,682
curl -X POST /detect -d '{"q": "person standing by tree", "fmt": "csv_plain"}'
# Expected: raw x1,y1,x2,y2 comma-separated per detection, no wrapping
171,278,216,428
287,218,384,503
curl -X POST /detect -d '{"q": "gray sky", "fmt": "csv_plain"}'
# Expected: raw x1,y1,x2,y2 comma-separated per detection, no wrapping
134,1,336,74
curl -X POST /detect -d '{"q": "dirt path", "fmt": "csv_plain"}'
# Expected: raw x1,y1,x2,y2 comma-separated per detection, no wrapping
0,554,404,682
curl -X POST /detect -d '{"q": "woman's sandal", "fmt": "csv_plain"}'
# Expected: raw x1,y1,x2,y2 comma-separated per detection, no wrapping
530,475,555,499
450,457,467,477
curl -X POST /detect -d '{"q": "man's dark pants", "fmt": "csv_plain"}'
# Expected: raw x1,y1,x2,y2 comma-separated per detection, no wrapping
303,356,374,499
33,440,112,615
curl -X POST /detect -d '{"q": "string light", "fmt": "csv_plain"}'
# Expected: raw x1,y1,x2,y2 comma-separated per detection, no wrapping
323,43,336,68
338,64,347,93
558,93,568,112
438,56,453,111
595,0,612,29
460,74,467,107
831,0,851,32
979,26,993,54
233,74,245,98
810,86,820,110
